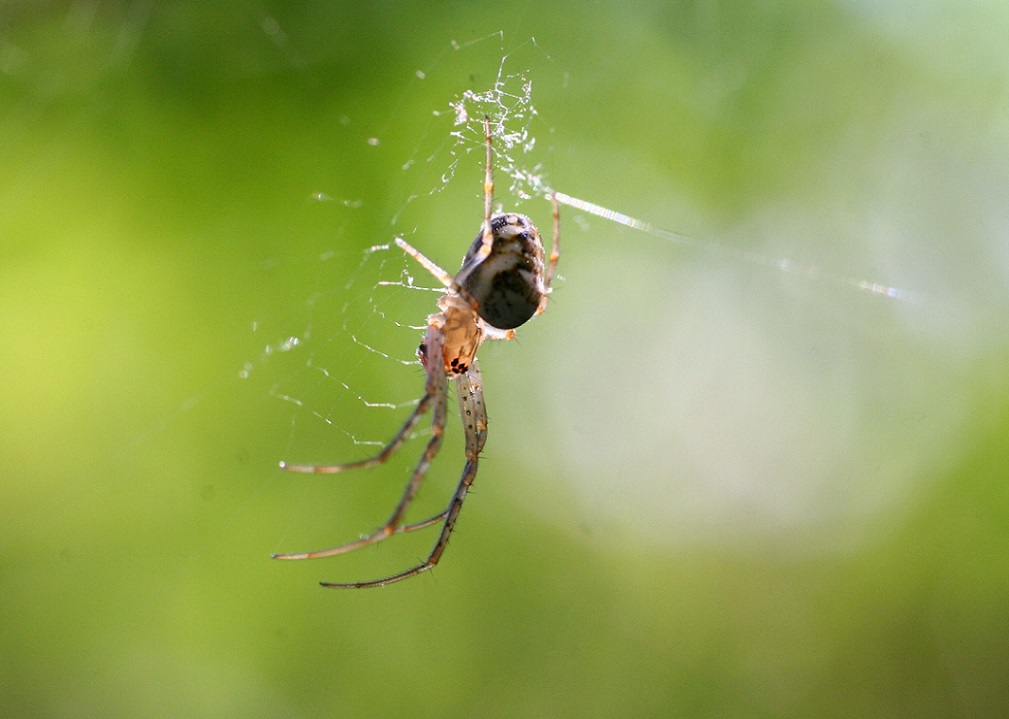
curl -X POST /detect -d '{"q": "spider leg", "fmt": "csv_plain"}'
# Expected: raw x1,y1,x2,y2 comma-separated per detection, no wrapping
537,193,561,316
457,358,487,460
395,237,482,315
272,325,449,561
278,394,432,474
475,115,495,263
371,359,486,530
363,356,486,533
394,237,457,291
321,459,479,589
320,362,487,588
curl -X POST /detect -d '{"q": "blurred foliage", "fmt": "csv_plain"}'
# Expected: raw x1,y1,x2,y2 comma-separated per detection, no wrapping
2,1,1008,717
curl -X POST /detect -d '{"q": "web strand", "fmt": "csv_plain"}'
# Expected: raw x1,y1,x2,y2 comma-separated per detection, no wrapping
550,192,923,305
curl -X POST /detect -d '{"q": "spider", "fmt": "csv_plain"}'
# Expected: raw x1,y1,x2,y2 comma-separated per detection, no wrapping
273,116,560,589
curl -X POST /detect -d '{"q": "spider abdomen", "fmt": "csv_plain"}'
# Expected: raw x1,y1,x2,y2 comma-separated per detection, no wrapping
460,213,547,330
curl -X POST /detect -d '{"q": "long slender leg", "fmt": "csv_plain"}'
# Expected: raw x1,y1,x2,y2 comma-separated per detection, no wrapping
475,115,495,263
537,194,561,317
392,117,496,293
394,237,455,291
321,366,487,588
371,361,484,536
543,193,561,292
272,327,449,561
279,394,432,474
395,236,481,311
359,358,487,537
457,359,487,460
417,459,478,570
280,241,451,477
321,458,479,589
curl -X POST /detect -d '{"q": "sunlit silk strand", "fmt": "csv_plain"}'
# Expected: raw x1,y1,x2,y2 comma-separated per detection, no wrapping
550,191,921,305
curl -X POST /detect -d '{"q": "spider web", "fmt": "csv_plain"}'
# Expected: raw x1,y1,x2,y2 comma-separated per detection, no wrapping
255,32,999,557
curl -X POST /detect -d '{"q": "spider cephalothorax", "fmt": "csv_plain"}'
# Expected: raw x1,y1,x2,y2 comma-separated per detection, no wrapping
274,117,559,588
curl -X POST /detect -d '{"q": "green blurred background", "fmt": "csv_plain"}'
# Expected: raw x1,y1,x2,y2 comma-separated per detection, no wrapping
3,1,1009,717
